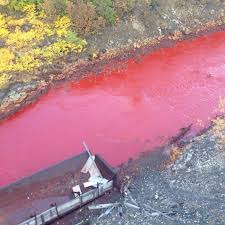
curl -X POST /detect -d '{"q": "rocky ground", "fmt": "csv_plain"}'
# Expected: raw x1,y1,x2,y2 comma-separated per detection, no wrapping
0,0,225,121
54,117,225,225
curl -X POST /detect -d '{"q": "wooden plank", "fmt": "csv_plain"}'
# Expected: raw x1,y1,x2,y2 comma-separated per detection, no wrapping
19,181,113,225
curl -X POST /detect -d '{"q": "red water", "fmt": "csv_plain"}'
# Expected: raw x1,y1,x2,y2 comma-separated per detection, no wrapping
1,31,225,187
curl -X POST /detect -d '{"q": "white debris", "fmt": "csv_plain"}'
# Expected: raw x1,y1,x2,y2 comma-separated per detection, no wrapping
151,212,161,217
83,176,108,188
83,181,95,188
144,204,174,221
88,203,120,210
81,156,102,178
97,206,115,219
82,142,108,188
124,202,140,210
72,185,82,197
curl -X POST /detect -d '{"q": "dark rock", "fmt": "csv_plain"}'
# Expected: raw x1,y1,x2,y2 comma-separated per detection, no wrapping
21,23,32,32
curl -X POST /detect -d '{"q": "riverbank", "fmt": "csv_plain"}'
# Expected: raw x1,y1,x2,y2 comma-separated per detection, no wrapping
0,0,225,121
52,117,225,225
1,27,225,187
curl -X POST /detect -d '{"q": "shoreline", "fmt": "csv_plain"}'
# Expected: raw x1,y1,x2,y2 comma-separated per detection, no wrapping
1,21,225,122
54,116,225,225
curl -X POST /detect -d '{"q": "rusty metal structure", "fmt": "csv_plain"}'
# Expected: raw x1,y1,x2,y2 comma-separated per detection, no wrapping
0,152,116,225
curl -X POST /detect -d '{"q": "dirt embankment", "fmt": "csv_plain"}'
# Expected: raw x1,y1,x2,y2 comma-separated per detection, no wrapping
0,0,225,121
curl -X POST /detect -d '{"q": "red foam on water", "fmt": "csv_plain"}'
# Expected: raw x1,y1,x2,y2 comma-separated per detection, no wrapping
0,31,225,187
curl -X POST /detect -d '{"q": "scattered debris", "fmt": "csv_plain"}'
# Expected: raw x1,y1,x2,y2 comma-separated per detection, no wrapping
124,202,140,210
81,141,109,188
88,203,120,210
18,143,116,225
98,205,117,220
88,203,119,221
72,185,82,197
126,190,138,206
151,212,161,217
87,179,141,222
144,204,174,221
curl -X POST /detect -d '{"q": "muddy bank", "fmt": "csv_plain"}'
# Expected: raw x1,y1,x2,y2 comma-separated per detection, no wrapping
51,117,225,225
0,0,225,121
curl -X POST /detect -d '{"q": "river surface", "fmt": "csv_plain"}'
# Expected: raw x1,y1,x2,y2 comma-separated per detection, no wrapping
0,31,225,187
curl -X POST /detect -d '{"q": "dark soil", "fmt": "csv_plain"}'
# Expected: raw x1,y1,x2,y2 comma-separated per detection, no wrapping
53,118,225,225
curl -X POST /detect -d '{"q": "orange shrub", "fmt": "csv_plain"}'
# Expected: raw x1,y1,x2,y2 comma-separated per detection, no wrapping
66,0,106,36
43,0,66,16
113,0,135,17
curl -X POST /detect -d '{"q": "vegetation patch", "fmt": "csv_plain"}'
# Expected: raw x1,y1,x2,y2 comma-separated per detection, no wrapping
0,0,136,89
0,1,87,88
91,0,116,25
66,0,106,36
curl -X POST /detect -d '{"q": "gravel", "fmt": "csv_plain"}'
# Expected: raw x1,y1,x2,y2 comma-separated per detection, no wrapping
64,120,225,225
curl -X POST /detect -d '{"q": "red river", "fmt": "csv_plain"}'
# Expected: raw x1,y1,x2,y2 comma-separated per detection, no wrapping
0,31,225,187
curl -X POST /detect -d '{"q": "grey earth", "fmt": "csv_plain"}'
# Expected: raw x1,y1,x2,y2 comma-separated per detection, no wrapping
54,118,225,225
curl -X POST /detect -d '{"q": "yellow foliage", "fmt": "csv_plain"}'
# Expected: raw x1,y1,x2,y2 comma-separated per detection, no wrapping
0,0,9,6
0,15,9,38
170,145,182,162
13,52,42,72
22,4,37,19
7,17,26,26
0,4,87,78
42,40,86,61
0,49,14,72
212,117,225,149
7,28,40,48
0,27,9,38
0,14,7,27
54,16,71,37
